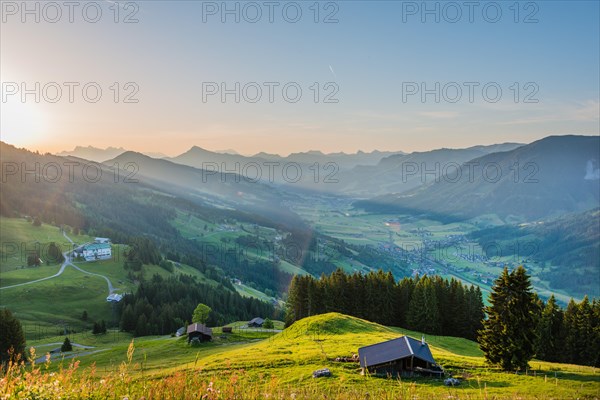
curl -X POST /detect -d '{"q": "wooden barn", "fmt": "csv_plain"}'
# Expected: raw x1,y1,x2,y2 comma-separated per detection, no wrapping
187,323,213,343
358,336,443,377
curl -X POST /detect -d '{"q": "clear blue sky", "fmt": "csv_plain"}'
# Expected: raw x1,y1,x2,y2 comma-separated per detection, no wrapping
1,0,598,155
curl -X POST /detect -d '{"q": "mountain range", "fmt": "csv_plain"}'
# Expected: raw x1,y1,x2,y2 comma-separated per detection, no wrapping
356,135,600,221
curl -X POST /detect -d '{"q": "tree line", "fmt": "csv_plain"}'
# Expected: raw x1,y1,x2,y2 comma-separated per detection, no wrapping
534,295,599,366
285,268,485,340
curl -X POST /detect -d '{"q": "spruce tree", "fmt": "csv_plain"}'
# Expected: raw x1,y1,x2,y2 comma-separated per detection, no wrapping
478,266,537,371
61,337,73,352
0,309,26,363
592,299,600,367
574,296,594,365
535,295,563,362
562,299,579,364
407,276,440,334
46,242,65,264
470,286,485,340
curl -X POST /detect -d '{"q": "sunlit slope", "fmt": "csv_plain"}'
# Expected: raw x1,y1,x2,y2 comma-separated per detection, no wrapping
198,312,482,372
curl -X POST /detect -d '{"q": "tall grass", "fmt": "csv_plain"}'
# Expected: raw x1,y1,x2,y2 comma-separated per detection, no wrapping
2,341,598,400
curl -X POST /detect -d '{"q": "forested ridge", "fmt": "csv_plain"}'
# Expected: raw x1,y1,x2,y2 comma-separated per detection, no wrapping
119,274,278,336
470,209,600,298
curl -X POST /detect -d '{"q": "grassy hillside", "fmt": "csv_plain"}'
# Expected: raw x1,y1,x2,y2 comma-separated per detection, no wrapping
6,313,598,399
0,217,237,340
1,266,114,339
0,217,93,273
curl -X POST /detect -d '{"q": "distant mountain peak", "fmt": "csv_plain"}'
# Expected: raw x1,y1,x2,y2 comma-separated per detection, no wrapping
189,145,209,152
215,149,241,155
253,151,282,158
56,145,130,163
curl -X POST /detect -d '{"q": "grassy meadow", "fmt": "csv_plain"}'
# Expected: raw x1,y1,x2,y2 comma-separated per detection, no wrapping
2,313,598,399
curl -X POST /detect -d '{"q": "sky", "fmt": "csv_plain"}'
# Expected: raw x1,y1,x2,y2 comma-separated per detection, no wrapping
1,0,599,156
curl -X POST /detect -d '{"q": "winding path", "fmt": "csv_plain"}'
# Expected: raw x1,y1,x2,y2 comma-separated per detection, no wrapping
35,342,96,350
0,233,117,294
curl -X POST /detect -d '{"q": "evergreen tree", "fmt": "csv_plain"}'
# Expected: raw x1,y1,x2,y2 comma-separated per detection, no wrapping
135,314,148,337
535,295,563,362
395,277,414,327
478,266,537,371
46,242,65,264
562,299,579,364
592,299,600,367
93,320,107,334
573,296,594,366
61,337,73,352
120,305,136,332
464,285,485,340
0,309,26,364
406,276,440,334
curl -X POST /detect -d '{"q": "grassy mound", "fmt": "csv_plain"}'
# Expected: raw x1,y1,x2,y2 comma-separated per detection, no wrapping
283,312,390,337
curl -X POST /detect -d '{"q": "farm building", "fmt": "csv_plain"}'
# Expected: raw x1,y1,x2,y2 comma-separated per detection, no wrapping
94,237,111,244
106,293,123,303
358,336,443,377
81,242,112,261
248,317,264,327
187,323,213,343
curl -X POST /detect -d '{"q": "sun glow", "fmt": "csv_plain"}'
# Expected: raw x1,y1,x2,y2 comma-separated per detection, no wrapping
0,98,48,147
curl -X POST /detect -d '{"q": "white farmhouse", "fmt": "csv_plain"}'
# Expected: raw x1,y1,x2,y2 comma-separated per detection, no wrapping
82,242,112,261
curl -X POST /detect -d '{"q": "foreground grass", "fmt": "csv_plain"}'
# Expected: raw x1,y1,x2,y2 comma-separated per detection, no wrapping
2,313,599,399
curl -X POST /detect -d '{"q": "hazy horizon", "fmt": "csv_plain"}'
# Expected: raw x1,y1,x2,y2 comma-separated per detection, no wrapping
6,133,600,159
